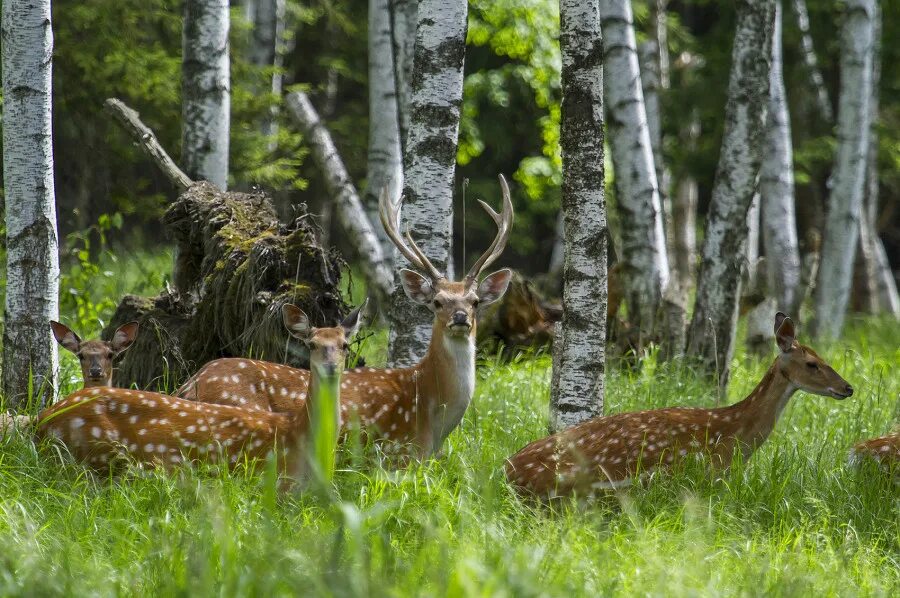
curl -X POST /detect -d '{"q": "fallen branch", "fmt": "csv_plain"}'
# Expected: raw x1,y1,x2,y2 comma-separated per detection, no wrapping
285,91,393,304
104,97,194,193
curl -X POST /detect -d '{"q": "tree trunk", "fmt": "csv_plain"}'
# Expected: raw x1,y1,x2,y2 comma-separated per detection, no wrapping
598,0,669,340
672,111,699,294
1,0,60,408
245,0,285,139
745,193,761,292
790,0,833,123
813,0,875,339
182,0,231,189
285,92,394,304
761,1,801,315
686,0,775,388
386,0,466,367
363,0,404,260
388,0,417,154
549,0,607,432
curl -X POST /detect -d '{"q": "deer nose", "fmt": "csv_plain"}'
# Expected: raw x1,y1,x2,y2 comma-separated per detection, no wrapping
844,384,853,397
89,367,103,378
451,311,469,326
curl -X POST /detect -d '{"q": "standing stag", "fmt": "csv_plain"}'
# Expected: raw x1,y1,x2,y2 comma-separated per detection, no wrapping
34,305,365,488
506,313,853,498
176,175,514,457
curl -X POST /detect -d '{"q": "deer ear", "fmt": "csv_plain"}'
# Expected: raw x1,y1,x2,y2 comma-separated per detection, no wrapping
774,312,796,353
50,321,81,353
477,269,513,307
111,321,139,355
399,269,434,304
282,304,312,340
341,299,368,339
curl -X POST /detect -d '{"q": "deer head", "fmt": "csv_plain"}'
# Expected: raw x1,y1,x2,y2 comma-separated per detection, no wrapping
50,321,139,388
282,301,367,379
380,175,515,338
773,312,853,399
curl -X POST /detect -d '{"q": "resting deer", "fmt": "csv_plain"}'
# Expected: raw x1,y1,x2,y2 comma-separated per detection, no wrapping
506,313,854,498
35,305,364,487
51,321,139,388
176,175,515,458
849,428,900,474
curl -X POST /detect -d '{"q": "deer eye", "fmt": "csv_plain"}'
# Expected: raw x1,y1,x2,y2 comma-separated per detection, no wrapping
433,299,442,309
806,361,819,370
472,298,480,308
342,342,349,351
107,351,115,359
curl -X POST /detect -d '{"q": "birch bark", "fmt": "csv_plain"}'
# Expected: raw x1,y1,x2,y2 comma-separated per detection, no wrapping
182,0,231,189
686,0,775,387
598,0,669,338
814,0,875,338
1,0,60,407
790,0,833,122
549,0,607,432
386,0,466,366
760,0,801,314
245,0,285,139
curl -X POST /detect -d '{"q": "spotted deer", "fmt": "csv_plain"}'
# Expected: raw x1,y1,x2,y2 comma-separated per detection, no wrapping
34,305,364,487
849,428,900,473
506,313,854,498
50,321,139,388
176,175,515,458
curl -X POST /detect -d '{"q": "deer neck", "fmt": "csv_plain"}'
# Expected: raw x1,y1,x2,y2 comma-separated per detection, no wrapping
723,362,797,450
415,320,477,446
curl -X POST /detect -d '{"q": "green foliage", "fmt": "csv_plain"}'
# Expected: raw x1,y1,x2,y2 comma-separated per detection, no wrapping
0,310,897,594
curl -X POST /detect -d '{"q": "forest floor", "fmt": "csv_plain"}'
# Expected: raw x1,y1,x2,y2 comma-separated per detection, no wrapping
0,252,897,596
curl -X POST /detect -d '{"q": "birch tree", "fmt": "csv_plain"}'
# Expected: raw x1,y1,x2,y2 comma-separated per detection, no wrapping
790,0,833,122
686,0,775,387
388,0,417,152
245,0,285,138
363,0,404,258
760,0,801,314
814,0,875,339
182,0,230,189
672,111,699,293
549,0,607,432
387,0,466,366
1,0,60,407
598,0,669,338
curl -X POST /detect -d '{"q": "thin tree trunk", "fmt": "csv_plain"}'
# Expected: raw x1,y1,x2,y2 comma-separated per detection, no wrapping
1,0,60,407
548,210,565,281
182,0,231,189
813,0,875,339
745,192,761,291
388,0,417,154
363,0,404,260
599,0,669,340
245,0,285,139
873,240,900,316
672,111,699,294
790,0,833,123
549,0,607,432
285,92,394,304
687,0,775,388
761,0,801,315
387,0,466,367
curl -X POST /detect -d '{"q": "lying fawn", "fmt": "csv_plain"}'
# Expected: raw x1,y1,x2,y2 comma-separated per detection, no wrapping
849,428,899,473
51,320,139,388
505,313,854,498
35,305,363,486
177,176,515,457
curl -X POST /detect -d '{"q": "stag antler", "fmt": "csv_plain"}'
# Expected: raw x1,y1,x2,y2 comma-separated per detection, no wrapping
378,187,444,281
463,174,514,288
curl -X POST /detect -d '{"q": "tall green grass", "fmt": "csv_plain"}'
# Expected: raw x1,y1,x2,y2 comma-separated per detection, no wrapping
0,314,897,596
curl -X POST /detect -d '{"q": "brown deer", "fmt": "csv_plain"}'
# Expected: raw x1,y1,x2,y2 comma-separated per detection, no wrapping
849,428,900,473
505,313,854,498
176,176,515,458
50,321,139,388
34,304,364,487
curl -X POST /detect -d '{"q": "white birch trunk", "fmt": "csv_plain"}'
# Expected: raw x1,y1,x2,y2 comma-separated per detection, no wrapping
363,0,404,259
182,0,231,189
686,0,775,388
549,0,607,432
672,111,699,294
389,0,417,153
790,0,833,123
813,0,875,339
599,0,669,337
761,0,801,314
387,0,465,366
548,210,565,280
285,92,393,303
245,0,285,139
1,0,60,407
745,193,761,291
873,241,900,317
